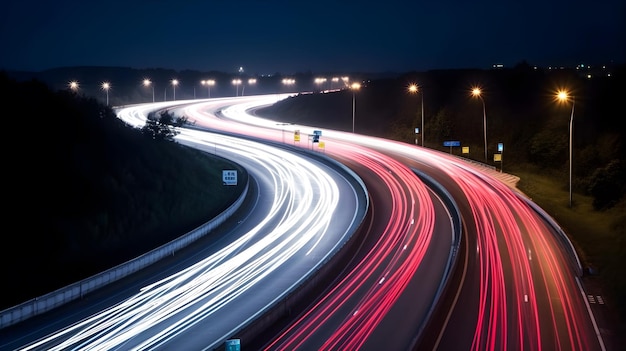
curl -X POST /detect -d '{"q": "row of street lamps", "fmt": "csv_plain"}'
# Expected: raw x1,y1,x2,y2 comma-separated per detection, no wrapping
403,83,575,207
69,76,362,105
69,77,576,206
70,77,255,104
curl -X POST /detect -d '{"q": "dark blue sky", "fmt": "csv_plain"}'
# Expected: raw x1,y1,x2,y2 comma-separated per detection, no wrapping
1,0,624,75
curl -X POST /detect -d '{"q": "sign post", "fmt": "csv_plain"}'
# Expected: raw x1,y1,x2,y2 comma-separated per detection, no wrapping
443,140,461,154
312,130,322,150
496,142,504,172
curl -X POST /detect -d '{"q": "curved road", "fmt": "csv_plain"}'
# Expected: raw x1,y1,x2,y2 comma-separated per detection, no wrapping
213,95,606,351
0,100,367,350
183,99,457,350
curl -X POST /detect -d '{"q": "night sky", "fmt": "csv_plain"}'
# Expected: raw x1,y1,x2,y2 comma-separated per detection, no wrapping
1,0,624,75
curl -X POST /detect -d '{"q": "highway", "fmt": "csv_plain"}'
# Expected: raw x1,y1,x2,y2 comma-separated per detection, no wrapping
2,92,606,350
0,99,367,350
183,98,457,350
210,95,606,350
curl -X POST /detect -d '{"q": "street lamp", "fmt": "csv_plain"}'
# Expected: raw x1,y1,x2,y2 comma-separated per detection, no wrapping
101,81,110,106
242,78,256,96
472,87,488,162
315,77,327,92
171,79,179,100
68,80,79,92
557,90,575,207
201,79,215,98
351,82,361,133
408,84,425,146
232,79,242,96
143,79,154,102
282,78,295,91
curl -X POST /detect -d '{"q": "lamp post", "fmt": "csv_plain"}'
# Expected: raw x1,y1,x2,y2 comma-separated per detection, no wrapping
282,78,295,91
472,87,488,162
243,78,256,96
101,82,110,106
351,82,361,133
232,79,242,96
315,77,327,92
557,90,575,207
201,79,215,98
341,76,349,87
408,84,425,146
143,79,154,102
171,79,179,100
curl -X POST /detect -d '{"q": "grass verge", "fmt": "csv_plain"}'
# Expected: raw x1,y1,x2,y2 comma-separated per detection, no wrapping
510,164,626,344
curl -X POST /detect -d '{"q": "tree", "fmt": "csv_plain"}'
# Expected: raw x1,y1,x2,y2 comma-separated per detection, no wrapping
427,107,454,145
588,160,626,210
141,110,185,141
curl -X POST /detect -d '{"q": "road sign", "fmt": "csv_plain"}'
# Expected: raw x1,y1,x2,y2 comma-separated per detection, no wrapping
443,140,460,147
294,130,300,142
498,142,503,152
415,127,420,134
225,339,240,351
462,146,469,154
222,170,237,186
313,130,322,136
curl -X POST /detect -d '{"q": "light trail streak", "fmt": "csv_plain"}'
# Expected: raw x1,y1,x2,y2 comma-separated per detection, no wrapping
16,103,359,351
210,96,603,350
52,94,602,350
264,144,436,350
371,140,600,350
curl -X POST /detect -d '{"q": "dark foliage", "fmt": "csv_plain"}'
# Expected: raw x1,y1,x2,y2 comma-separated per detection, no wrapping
141,110,182,141
0,71,246,309
258,63,626,208
588,160,626,210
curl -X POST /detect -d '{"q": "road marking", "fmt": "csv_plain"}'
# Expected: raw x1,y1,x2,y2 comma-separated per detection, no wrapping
588,295,596,304
576,277,607,351
527,248,532,261
597,296,605,305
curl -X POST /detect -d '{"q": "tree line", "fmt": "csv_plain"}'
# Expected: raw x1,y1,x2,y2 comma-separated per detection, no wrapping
259,62,626,210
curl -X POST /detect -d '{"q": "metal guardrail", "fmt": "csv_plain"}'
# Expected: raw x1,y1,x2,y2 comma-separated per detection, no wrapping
0,180,250,330
408,169,463,348
519,195,584,277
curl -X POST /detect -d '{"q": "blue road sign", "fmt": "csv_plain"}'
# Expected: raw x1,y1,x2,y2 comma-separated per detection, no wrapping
443,141,460,147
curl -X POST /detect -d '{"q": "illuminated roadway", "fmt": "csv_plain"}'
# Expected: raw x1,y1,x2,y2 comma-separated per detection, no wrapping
0,98,368,350
179,98,458,350
2,92,606,350
208,95,606,350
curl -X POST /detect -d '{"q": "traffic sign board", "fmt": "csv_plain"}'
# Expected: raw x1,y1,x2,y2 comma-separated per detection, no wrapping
443,140,460,147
